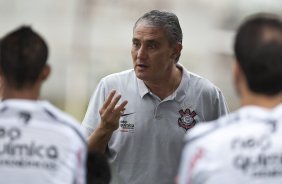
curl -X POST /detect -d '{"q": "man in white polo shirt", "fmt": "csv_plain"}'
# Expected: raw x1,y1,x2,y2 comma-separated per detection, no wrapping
177,13,282,184
82,10,229,184
0,26,87,184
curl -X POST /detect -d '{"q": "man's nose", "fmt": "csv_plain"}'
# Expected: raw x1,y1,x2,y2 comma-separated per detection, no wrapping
137,46,147,59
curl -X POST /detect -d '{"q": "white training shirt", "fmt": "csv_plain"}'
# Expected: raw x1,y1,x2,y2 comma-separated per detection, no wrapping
0,99,87,184
177,104,282,184
82,65,229,184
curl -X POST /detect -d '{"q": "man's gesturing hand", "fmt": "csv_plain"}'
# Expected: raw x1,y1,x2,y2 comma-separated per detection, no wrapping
99,90,128,132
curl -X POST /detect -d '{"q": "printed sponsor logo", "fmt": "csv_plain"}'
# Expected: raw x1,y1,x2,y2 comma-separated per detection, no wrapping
231,135,271,151
0,126,59,170
233,153,282,177
232,136,282,177
119,113,135,133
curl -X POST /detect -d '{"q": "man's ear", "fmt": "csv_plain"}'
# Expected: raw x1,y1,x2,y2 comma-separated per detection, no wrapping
170,42,183,60
40,64,51,81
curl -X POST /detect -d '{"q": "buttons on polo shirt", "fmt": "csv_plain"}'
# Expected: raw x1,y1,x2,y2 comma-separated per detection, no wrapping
155,115,162,120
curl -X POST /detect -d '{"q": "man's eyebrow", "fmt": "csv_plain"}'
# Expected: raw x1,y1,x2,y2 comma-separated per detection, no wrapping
131,38,160,45
146,39,159,44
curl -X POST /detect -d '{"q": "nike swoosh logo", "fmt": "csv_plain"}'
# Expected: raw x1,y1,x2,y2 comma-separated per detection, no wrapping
121,112,135,117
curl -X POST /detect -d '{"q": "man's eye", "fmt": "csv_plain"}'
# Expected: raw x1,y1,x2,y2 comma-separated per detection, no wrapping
132,42,140,48
148,43,157,49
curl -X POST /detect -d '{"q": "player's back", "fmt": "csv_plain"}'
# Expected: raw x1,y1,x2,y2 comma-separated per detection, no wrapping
0,99,87,184
178,104,282,184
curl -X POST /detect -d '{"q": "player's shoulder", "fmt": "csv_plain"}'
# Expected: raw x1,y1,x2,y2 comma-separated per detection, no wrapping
41,101,86,141
0,100,86,143
185,104,282,144
185,112,238,144
273,103,282,118
0,101,6,111
41,101,77,124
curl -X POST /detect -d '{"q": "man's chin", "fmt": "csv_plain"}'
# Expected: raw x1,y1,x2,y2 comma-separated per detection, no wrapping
134,71,147,81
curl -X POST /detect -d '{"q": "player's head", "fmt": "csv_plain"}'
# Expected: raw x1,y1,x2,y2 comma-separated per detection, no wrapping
0,26,49,89
87,151,111,184
133,10,183,62
234,13,282,96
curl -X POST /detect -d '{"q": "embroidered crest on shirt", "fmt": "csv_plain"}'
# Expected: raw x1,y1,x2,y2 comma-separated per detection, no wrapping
178,109,197,131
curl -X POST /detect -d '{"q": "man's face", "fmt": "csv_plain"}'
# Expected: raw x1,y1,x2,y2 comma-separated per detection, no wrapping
131,21,177,83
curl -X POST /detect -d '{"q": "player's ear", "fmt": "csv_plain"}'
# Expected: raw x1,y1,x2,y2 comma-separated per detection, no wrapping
233,61,244,83
40,64,51,81
170,42,182,60
233,61,246,96
0,68,3,78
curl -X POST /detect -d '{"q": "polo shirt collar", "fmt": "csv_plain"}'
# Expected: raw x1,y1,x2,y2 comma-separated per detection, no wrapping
136,63,189,102
137,77,149,98
174,64,189,102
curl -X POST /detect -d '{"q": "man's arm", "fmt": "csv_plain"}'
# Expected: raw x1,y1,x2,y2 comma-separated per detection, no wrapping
88,90,128,153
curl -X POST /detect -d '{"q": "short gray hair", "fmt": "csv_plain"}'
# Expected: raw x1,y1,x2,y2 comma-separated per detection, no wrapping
133,10,183,62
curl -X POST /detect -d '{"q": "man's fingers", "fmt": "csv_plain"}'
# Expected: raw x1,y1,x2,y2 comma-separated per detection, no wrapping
101,90,116,112
116,100,128,113
110,100,128,119
103,92,124,115
100,90,128,121
108,94,122,113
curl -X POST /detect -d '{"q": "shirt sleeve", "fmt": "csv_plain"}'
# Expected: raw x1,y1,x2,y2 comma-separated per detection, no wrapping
215,89,229,117
82,79,107,137
74,142,88,184
199,85,229,122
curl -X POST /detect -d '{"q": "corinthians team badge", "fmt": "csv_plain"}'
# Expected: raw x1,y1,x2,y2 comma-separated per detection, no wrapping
178,108,197,131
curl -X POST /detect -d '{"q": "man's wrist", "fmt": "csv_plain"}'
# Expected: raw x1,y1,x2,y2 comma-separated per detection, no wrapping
97,122,116,134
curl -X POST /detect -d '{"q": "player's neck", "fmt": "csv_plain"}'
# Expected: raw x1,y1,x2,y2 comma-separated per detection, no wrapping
241,91,282,109
2,85,41,101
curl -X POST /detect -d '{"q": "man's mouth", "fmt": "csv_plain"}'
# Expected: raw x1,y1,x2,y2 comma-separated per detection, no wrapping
136,63,149,68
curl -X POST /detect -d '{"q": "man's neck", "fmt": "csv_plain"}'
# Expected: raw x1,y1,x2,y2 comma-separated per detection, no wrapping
144,66,182,100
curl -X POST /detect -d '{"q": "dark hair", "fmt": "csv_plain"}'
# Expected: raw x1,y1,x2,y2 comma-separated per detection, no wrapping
234,13,282,95
87,151,111,184
0,26,48,89
134,10,183,61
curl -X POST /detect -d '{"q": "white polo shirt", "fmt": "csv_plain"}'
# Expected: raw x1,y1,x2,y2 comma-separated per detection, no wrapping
82,65,228,184
0,100,87,184
177,104,282,184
